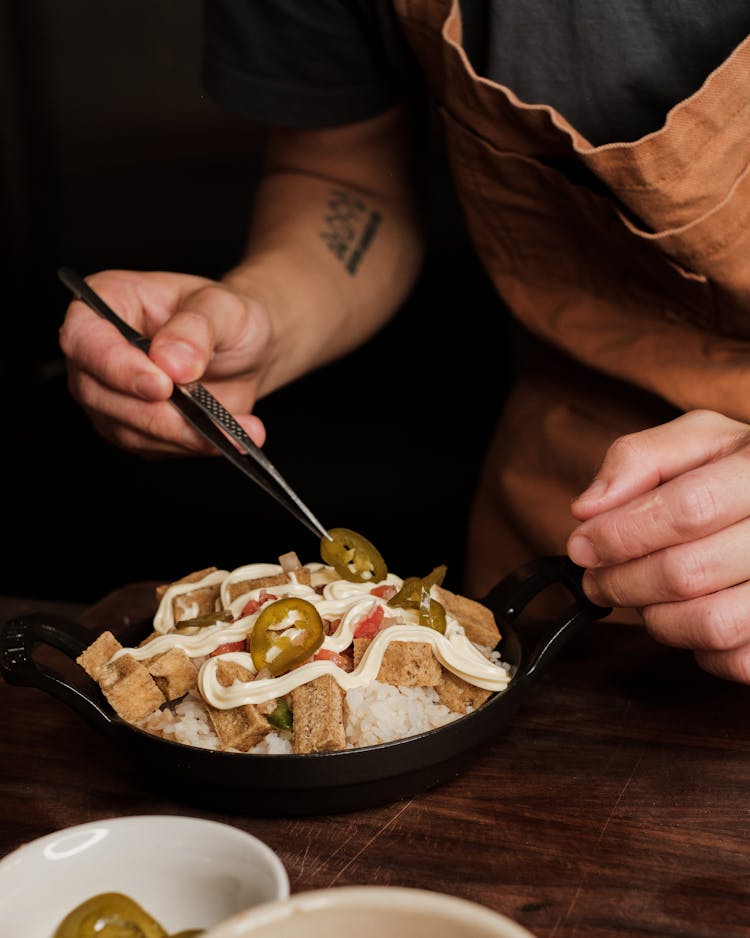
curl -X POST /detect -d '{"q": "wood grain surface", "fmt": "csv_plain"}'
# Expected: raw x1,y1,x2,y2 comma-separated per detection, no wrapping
1,583,748,937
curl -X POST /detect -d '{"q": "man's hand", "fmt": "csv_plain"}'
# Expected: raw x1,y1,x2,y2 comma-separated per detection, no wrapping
59,269,270,456
567,410,750,684
59,107,425,461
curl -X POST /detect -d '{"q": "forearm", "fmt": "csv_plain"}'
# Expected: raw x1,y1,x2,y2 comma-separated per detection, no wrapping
222,108,427,397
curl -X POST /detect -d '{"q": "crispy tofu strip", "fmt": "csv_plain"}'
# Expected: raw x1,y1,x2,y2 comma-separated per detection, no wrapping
99,655,165,723
146,647,197,701
225,568,312,603
433,585,501,647
76,631,122,681
291,674,346,753
205,660,272,751
155,566,217,602
77,630,166,722
352,638,441,687
155,566,222,624
206,704,273,752
435,668,493,714
171,587,221,624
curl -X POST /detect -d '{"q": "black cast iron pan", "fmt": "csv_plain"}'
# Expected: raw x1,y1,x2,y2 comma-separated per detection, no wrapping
0,556,611,815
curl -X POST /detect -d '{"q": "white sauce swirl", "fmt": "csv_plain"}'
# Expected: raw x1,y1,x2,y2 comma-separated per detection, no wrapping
152,569,229,633
113,562,510,708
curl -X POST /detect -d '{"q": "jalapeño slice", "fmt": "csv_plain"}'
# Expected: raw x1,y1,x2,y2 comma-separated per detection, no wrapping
249,597,324,676
174,609,234,631
53,892,168,938
267,697,293,730
419,586,447,634
388,564,447,610
320,527,387,583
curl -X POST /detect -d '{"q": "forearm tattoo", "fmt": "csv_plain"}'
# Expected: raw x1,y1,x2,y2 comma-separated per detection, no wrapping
319,188,382,275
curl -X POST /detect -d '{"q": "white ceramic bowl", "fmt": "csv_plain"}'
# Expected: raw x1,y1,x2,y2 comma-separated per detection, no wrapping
202,886,536,938
0,815,289,936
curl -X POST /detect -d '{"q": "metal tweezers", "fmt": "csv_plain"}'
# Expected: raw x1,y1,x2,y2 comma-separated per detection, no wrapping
57,266,330,542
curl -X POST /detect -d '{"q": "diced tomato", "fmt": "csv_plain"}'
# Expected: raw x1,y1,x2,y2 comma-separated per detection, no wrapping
241,590,278,617
209,640,247,657
353,603,385,639
314,648,353,671
370,583,397,600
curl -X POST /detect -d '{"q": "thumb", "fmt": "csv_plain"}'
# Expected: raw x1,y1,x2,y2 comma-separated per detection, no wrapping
149,284,250,384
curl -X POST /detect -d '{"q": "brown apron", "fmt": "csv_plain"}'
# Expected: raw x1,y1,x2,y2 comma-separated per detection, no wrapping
393,0,750,617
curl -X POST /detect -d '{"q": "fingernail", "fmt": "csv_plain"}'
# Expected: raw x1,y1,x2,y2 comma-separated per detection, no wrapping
577,479,608,502
582,572,606,606
133,371,168,400
568,534,600,567
154,340,201,378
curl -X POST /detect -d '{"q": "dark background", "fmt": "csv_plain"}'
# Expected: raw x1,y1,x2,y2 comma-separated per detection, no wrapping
1,0,510,604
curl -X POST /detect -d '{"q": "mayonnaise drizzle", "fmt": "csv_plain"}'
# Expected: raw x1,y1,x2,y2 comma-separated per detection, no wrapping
153,569,229,634
219,563,287,608
112,562,510,708
198,622,509,707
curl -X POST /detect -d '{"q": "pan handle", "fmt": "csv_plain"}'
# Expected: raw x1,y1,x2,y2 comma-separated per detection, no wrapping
0,613,115,729
485,555,612,684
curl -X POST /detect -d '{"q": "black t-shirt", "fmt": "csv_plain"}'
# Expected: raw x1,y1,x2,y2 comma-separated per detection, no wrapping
202,1,750,145
201,1,416,129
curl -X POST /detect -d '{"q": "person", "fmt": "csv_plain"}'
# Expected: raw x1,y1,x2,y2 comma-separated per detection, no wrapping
59,1,750,685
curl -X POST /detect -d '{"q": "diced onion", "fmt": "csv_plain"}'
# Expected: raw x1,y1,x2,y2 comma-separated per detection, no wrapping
279,551,302,573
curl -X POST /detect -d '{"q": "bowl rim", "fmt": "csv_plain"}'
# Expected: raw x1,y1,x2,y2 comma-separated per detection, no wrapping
202,885,537,938
0,814,290,901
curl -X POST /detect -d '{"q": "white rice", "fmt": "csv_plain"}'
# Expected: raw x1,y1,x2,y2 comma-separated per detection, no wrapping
141,695,221,750
141,680,465,754
344,682,460,747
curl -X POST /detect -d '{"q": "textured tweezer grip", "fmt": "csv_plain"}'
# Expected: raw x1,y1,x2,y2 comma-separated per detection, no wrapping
181,383,329,540
185,383,259,453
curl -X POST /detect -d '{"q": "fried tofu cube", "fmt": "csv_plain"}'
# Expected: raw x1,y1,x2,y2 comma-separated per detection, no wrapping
378,640,442,686
353,638,441,687
205,659,272,752
435,668,493,714
76,631,122,681
206,703,272,752
291,674,346,753
146,647,197,701
226,568,311,603
155,566,217,602
98,654,166,723
352,638,370,669
77,631,165,722
433,585,501,648
155,566,222,624
215,659,254,685
172,585,221,624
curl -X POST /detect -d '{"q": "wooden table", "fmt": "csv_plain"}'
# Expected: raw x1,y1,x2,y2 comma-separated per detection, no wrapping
1,584,749,937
